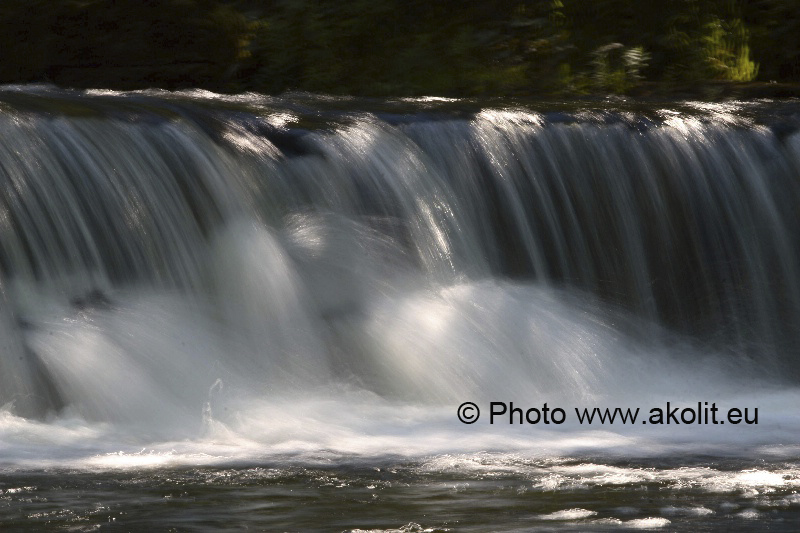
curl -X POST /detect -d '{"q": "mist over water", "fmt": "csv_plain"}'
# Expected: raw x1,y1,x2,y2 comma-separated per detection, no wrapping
1,87,800,530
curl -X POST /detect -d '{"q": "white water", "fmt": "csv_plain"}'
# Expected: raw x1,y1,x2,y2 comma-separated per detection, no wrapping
0,89,798,476
1,233,797,471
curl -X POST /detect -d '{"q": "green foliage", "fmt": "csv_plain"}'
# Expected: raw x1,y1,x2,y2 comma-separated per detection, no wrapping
701,18,758,81
663,13,758,83
241,0,532,96
0,0,797,95
590,43,650,93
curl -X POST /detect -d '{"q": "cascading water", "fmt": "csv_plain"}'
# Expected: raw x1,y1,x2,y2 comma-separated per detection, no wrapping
2,87,800,530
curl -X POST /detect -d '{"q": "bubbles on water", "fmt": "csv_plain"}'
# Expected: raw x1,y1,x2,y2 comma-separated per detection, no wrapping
539,508,597,520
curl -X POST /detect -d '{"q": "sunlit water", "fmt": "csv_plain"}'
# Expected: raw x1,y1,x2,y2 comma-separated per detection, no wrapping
1,87,799,530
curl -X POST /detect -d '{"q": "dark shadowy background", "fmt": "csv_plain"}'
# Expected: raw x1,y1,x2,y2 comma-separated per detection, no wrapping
1,0,799,97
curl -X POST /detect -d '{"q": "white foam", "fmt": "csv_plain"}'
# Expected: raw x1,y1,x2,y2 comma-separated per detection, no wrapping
539,508,597,520
623,517,671,529
1,234,799,470
350,524,438,533
661,506,714,516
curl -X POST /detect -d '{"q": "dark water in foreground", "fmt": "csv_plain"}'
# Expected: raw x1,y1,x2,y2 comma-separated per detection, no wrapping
3,456,800,531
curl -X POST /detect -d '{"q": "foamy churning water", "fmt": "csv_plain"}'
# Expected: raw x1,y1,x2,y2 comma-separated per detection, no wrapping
0,89,798,467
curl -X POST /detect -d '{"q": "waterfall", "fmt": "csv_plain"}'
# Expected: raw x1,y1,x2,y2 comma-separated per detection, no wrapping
1,87,799,428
